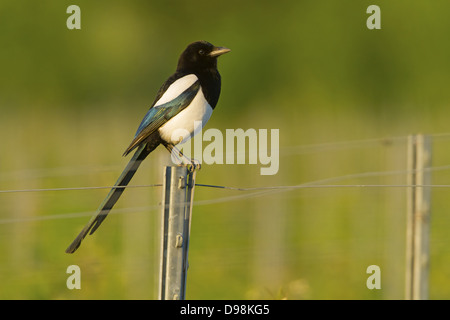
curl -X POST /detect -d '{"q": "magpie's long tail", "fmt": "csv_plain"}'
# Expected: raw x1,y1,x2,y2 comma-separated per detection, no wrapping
65,142,157,254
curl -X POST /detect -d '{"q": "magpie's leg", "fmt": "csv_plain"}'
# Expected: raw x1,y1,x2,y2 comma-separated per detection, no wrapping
163,142,201,171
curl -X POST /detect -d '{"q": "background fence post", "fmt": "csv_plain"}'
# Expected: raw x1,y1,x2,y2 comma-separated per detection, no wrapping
405,134,432,300
158,165,197,300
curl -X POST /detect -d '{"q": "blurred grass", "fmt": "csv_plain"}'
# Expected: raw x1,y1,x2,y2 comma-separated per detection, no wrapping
2,0,450,299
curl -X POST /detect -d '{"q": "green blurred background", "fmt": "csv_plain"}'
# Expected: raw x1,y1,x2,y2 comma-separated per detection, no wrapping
1,0,450,299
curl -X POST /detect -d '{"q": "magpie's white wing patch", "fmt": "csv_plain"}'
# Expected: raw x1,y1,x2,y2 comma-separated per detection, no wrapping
158,85,213,145
154,74,199,107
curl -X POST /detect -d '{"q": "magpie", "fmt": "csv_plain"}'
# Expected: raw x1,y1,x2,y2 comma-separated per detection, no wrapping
65,41,230,253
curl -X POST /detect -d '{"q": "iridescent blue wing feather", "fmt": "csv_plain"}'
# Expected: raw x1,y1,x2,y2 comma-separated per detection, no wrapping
123,80,200,156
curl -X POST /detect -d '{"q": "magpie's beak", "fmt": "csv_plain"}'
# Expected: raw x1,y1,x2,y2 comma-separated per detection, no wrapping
209,46,231,57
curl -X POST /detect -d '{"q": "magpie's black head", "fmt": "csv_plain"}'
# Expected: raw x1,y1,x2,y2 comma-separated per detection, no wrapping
177,41,230,73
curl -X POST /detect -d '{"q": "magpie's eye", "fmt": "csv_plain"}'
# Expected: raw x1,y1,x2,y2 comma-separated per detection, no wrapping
198,49,205,56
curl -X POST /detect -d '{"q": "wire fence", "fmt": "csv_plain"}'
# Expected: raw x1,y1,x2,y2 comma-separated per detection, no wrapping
2,133,450,224
2,132,450,299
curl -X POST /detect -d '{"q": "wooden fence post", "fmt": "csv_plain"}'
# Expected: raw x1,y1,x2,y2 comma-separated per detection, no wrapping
158,166,197,300
405,134,431,300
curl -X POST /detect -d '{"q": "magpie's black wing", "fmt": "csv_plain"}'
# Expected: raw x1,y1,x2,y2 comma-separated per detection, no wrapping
123,79,200,156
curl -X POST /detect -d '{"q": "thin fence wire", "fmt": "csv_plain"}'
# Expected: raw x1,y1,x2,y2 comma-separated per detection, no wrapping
0,184,162,194
281,135,408,155
0,182,449,225
1,131,450,184
2,134,450,225
2,163,450,195
0,134,414,181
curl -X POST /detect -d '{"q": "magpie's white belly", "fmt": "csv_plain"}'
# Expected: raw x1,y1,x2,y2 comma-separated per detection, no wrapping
158,87,213,145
